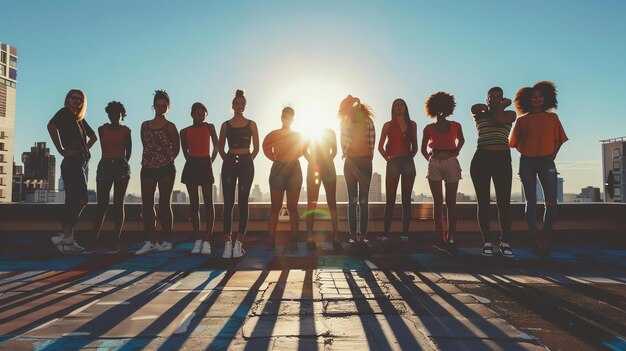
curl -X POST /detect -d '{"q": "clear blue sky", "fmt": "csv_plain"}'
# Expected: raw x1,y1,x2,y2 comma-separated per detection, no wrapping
3,0,626,197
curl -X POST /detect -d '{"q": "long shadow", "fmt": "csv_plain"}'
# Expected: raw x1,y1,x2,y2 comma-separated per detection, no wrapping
298,269,317,351
205,270,270,351
36,271,183,351
343,269,394,351
475,273,625,350
355,269,424,350
543,273,626,312
243,269,290,351
0,270,55,289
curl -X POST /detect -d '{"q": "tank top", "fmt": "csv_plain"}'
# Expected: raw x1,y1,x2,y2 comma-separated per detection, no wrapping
185,123,211,157
141,121,175,168
387,119,411,157
100,124,130,158
427,121,459,150
226,120,252,150
475,113,511,147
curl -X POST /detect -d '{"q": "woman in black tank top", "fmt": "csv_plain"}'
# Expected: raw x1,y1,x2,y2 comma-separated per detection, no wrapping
217,89,259,258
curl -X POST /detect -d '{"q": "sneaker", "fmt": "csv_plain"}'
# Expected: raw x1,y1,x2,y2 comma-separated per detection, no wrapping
51,233,66,246
379,235,390,243
105,246,120,254
59,241,86,255
233,240,245,258
201,241,212,255
500,242,514,258
400,235,409,242
446,240,458,256
157,241,173,252
191,240,203,254
482,243,494,257
135,241,157,255
222,241,233,258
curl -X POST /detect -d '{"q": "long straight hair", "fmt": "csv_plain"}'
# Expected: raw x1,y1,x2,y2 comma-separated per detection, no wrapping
64,89,88,120
392,98,412,140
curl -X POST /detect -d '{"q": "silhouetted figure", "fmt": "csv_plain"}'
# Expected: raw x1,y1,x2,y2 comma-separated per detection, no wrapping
378,99,418,243
135,90,180,255
338,95,376,244
218,89,260,258
510,81,568,257
421,92,465,254
470,87,516,258
48,89,97,254
263,107,304,250
93,101,132,254
304,128,339,250
180,102,219,255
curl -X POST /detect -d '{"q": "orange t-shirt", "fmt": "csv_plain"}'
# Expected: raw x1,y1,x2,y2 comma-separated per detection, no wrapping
509,112,568,157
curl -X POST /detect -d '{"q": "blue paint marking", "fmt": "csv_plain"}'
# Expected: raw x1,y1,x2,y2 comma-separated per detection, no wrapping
0,256,93,270
318,255,365,270
603,336,626,351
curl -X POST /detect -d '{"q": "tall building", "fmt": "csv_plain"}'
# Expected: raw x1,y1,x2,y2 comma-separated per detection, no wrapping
12,162,23,202
369,172,382,202
250,184,262,202
580,186,601,202
21,142,56,191
0,41,17,202
521,177,564,203
601,137,625,202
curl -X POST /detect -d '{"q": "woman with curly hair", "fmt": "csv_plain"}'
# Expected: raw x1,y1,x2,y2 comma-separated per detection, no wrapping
338,95,376,244
48,89,97,254
135,90,180,255
378,98,418,243
180,102,219,255
93,101,132,254
218,89,259,258
510,81,567,257
421,92,465,254
470,87,516,258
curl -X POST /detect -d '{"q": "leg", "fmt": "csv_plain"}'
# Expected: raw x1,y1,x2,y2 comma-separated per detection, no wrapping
186,184,201,235
306,179,321,238
400,170,416,235
111,177,129,246
470,152,492,243
428,180,445,243
157,171,176,242
444,181,459,242
357,159,373,238
61,157,88,238
344,159,359,239
235,157,254,242
201,185,215,242
268,189,285,249
323,179,339,240
286,189,300,248
141,175,158,243
519,157,538,234
94,179,114,241
221,166,237,241
383,172,401,236
492,155,512,243
537,158,559,232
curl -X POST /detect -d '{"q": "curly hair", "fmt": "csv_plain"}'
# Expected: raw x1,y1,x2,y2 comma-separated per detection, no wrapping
338,95,374,122
153,90,170,107
425,91,455,118
105,101,126,118
514,80,558,114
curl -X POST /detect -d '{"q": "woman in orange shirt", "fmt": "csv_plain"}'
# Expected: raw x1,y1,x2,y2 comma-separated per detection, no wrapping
510,81,568,257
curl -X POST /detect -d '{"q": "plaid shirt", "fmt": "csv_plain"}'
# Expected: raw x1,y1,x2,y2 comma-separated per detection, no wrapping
340,117,375,158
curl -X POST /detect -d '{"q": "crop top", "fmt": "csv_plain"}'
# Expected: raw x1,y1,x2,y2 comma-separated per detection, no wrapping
185,123,211,157
474,112,511,147
386,119,412,157
226,120,252,150
426,121,460,150
100,124,130,158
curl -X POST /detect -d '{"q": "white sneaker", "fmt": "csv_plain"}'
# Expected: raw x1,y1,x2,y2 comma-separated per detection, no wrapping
59,240,85,255
191,240,203,254
51,233,69,246
222,241,233,258
400,235,409,242
201,241,212,255
135,241,157,255
157,241,173,252
233,240,244,258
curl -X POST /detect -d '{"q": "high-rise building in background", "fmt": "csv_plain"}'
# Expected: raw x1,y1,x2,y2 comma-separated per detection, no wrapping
580,186,601,202
521,177,564,203
369,172,382,202
336,175,348,202
251,184,262,202
12,162,23,202
21,142,56,190
0,41,17,202
601,136,625,202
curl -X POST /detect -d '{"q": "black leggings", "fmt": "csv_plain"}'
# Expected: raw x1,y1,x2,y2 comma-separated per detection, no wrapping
344,156,372,235
61,156,88,228
470,149,512,243
221,154,254,235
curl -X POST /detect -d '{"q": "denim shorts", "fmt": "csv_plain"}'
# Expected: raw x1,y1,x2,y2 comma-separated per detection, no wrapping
426,156,462,183
386,155,416,177
269,161,303,191
96,158,130,183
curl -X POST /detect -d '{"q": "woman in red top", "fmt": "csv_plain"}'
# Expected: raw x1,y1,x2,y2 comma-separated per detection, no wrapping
378,99,418,242
93,101,132,253
421,92,465,254
180,102,218,255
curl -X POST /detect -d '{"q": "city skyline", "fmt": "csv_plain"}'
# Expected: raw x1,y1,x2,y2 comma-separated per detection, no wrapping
2,1,626,199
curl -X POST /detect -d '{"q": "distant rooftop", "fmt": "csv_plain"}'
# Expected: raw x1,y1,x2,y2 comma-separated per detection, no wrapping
599,136,626,143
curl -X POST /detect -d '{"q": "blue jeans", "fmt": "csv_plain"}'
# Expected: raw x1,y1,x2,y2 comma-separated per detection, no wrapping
344,156,372,235
519,155,558,232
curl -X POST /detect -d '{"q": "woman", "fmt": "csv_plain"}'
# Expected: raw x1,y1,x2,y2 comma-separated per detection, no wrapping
378,99,418,243
470,87,516,257
263,107,304,250
48,89,97,254
135,90,180,255
510,81,567,257
218,89,259,258
338,95,376,244
304,128,339,250
180,102,218,255
93,101,132,254
421,91,465,254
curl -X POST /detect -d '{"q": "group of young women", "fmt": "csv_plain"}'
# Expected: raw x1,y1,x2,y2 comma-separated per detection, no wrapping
48,81,567,258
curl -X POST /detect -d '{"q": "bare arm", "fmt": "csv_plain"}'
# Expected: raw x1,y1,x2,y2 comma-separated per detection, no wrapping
471,103,488,115
125,128,132,162
420,127,431,161
490,98,516,124
378,122,390,160
455,124,465,156
218,122,228,160
410,121,418,157
209,124,219,163
180,128,190,161
250,121,260,160
47,122,70,157
168,123,180,159
262,132,275,161
302,138,311,162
